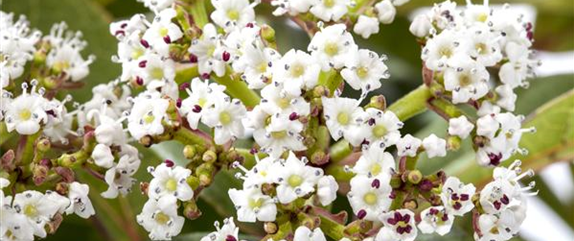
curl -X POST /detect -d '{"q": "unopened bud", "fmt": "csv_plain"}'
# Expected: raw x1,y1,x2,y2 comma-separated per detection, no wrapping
310,151,329,166
55,182,69,195
202,150,217,163
32,164,49,186
261,183,276,196
407,170,422,184
1,149,16,171
447,136,461,150
368,95,387,110
54,167,75,183
139,135,153,147
260,24,276,42
184,201,202,220
390,175,403,189
140,182,149,195
183,145,197,159
186,176,200,190
312,85,329,97
264,222,278,234
47,213,63,234
36,138,51,152
403,199,418,210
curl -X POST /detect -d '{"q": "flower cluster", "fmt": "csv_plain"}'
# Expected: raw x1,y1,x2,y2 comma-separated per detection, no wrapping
0,0,542,240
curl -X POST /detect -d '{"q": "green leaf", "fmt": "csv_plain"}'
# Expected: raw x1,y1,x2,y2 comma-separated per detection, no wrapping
2,0,121,103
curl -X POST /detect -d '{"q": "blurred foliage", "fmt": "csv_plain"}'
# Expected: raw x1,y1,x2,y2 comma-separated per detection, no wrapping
1,0,572,240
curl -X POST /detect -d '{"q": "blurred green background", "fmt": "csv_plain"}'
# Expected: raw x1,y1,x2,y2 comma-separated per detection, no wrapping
1,0,573,240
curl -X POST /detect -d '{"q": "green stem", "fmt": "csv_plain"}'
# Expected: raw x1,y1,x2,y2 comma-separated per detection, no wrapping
211,68,261,108
189,0,208,28
173,127,211,148
319,214,346,240
388,84,432,121
329,140,353,163
175,65,199,85
20,132,41,166
426,97,464,120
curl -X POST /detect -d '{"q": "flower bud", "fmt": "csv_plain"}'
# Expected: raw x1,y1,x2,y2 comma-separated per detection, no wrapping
367,95,387,110
403,199,418,210
310,151,329,166
140,182,149,196
186,176,200,190
55,181,69,195
183,145,197,159
260,24,276,42
183,201,202,220
36,138,51,152
409,15,432,38
54,167,75,183
407,170,422,184
264,222,278,234
47,213,63,234
32,164,49,186
390,174,403,189
447,135,462,150
375,0,396,24
202,150,217,163
1,149,16,171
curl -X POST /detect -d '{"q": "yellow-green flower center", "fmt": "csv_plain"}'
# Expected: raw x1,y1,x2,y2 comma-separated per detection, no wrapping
324,42,339,56
257,62,268,73
475,43,488,55
439,46,453,58
132,48,144,59
155,212,170,225
372,125,388,138
150,67,164,80
271,131,287,139
459,74,472,87
227,9,240,20
19,109,32,121
143,114,155,124
337,112,350,125
248,198,264,209
370,163,382,176
159,27,169,37
477,13,488,22
356,66,369,79
24,204,37,217
290,64,305,77
53,61,70,72
165,178,177,192
363,192,377,205
219,111,232,125
277,98,291,109
288,174,303,187
324,0,335,8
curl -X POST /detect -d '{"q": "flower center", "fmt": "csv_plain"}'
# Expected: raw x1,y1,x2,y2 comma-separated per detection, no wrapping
290,64,305,78
271,131,287,139
143,114,155,124
248,198,264,209
227,9,240,20
219,111,232,125
324,42,339,56
372,125,387,138
257,62,268,73
477,13,488,22
356,66,369,79
458,74,472,87
370,163,382,176
337,112,350,125
19,109,32,121
475,43,488,55
363,192,377,205
53,61,70,72
132,48,144,60
154,212,170,225
159,27,169,37
24,204,38,217
288,174,303,187
165,178,177,192
277,97,291,109
324,0,335,7
438,46,453,58
150,67,164,80
198,98,207,107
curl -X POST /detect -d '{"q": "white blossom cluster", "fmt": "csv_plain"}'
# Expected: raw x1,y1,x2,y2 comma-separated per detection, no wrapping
0,0,543,240
1,178,94,240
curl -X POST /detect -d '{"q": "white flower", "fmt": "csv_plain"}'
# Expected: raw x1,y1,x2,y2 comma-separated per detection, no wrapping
375,0,396,24
441,177,475,216
479,179,518,214
341,49,389,92
421,29,461,71
499,42,535,89
142,8,183,56
352,145,395,180
136,53,176,85
476,113,532,166
347,108,403,147
189,23,227,77
309,0,350,22
308,24,358,71
138,0,175,12
322,96,364,141
422,134,447,158
270,0,312,16
148,163,193,201
4,83,48,135
45,22,94,82
239,46,280,89
251,112,306,158
83,83,132,119
495,85,517,112
200,217,239,241
12,191,61,238
274,152,323,204
228,187,277,222
348,175,392,221
66,182,95,219
127,91,170,140
260,82,310,116
201,96,247,145
448,116,474,139
272,49,320,96
43,98,74,144
0,12,40,83
109,14,147,39
466,26,503,67
240,156,278,187
0,208,35,241
210,0,255,32
476,210,523,241
418,206,454,236
94,114,127,146
180,78,227,129
92,144,115,168
443,55,489,104
353,15,380,39
101,152,141,199
293,226,327,241
396,134,421,157
137,196,185,240
377,209,418,241
409,14,432,37
317,175,339,206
